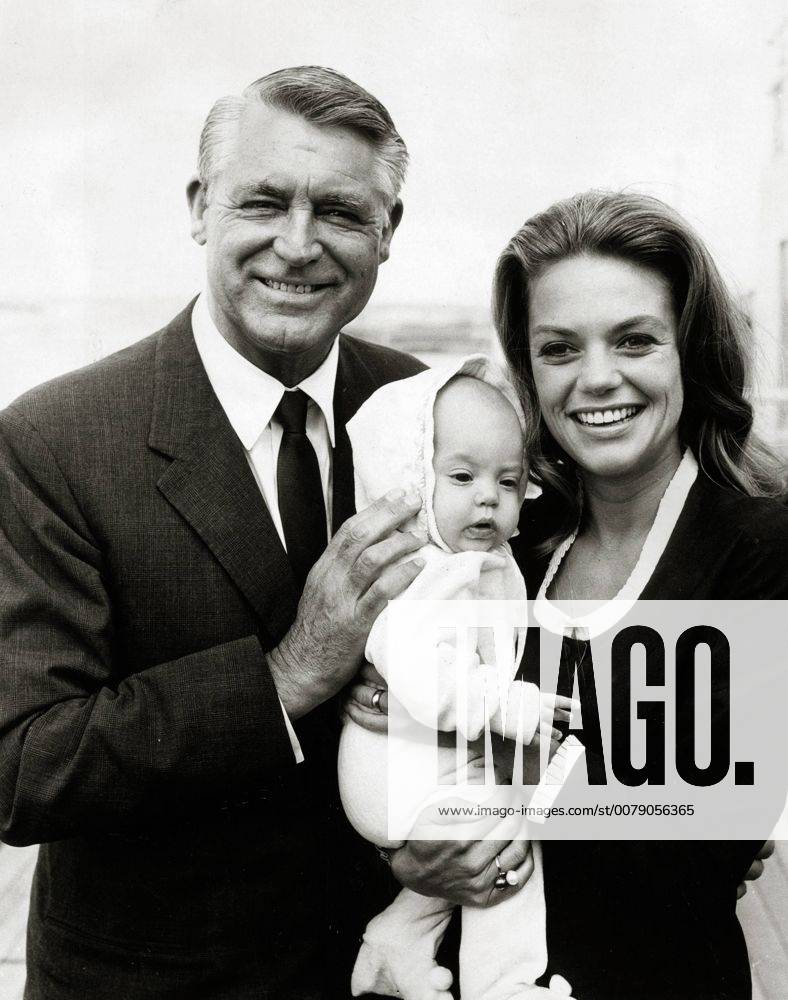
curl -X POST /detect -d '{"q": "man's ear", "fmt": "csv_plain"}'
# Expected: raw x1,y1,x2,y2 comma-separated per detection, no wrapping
186,175,208,246
379,199,403,263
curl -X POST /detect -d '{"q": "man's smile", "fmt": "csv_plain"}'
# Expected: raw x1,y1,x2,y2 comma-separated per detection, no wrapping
259,277,335,296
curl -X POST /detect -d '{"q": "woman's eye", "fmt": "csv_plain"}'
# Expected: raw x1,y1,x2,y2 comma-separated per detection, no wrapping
619,333,656,351
538,341,575,360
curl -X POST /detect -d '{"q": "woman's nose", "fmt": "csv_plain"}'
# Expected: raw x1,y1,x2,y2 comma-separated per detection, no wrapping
273,210,322,266
576,347,623,395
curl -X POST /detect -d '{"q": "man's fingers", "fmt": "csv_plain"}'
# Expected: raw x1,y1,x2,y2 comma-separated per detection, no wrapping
335,490,422,561
349,527,426,589
348,681,389,716
757,840,775,861
357,556,425,622
359,661,386,686
343,698,388,734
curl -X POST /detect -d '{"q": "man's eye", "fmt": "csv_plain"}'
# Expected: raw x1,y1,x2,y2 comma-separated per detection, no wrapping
450,472,473,484
320,207,361,223
244,201,282,213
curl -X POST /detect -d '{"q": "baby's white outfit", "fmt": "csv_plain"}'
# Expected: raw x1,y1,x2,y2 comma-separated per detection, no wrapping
339,357,548,1000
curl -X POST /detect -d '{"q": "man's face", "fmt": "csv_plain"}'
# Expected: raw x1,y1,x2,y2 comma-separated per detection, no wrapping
189,103,400,380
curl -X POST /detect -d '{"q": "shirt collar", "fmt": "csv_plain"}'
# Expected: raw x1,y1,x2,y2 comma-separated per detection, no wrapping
191,293,338,450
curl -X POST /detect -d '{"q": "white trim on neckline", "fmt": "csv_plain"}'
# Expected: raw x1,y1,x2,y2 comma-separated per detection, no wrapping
533,450,698,638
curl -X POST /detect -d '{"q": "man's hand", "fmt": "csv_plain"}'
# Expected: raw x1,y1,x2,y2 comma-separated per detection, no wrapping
266,489,425,719
344,662,389,733
391,837,534,907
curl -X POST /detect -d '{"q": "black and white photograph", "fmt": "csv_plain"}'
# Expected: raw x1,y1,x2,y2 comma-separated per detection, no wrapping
1,1,786,998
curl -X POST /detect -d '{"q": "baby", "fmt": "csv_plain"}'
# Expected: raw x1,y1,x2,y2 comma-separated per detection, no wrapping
339,357,574,1000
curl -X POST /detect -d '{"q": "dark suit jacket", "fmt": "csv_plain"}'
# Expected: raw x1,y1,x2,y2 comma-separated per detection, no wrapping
0,302,425,999
512,472,788,1000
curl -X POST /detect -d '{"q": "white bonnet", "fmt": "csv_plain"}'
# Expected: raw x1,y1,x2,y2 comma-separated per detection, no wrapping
346,355,527,551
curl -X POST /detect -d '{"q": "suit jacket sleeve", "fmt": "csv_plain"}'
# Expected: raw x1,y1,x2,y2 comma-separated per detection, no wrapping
0,405,296,846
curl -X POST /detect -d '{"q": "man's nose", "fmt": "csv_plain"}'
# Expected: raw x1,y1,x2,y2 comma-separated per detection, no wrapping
576,347,623,395
273,210,322,266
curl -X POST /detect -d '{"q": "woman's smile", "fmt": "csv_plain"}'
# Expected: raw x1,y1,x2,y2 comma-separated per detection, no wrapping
571,404,643,427
528,253,684,484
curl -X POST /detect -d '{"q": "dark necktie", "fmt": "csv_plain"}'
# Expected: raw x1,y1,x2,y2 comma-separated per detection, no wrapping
275,389,328,590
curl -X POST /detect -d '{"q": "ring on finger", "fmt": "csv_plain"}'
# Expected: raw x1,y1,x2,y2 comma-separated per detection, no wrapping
371,688,385,712
494,853,520,890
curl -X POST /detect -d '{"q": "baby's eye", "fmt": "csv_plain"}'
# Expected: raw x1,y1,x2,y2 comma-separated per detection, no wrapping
500,477,520,490
449,471,473,484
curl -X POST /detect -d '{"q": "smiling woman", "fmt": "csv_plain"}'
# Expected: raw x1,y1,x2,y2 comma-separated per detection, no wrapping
495,189,785,555
492,190,788,1000
527,253,684,488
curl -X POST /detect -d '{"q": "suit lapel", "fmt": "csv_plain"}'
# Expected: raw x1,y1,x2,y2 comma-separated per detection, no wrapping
148,305,299,648
331,335,386,532
147,320,398,646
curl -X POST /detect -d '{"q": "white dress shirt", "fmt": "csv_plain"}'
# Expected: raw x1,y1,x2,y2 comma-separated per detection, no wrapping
192,293,341,762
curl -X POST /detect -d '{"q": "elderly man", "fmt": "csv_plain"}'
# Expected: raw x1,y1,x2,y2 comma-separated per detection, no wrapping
0,66,529,1000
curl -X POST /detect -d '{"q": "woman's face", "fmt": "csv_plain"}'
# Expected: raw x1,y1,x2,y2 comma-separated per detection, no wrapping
528,253,683,484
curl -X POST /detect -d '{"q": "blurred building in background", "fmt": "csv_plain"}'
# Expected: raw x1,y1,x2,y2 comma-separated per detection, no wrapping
346,301,499,367
755,17,788,454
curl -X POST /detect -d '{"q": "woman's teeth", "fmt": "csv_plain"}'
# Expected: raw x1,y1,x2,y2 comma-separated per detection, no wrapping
575,406,639,426
263,279,318,294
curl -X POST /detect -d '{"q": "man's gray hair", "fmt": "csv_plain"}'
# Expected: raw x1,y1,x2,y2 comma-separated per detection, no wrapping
197,66,409,208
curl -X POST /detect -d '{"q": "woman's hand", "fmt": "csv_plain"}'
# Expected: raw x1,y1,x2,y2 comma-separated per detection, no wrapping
391,836,535,907
344,662,389,734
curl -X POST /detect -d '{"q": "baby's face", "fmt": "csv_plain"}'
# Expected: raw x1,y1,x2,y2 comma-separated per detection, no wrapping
432,377,526,553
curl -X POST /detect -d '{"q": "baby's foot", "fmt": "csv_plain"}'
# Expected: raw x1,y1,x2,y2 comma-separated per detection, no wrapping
351,941,453,1000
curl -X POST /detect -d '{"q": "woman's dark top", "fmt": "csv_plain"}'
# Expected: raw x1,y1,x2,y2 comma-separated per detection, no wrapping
510,471,788,1000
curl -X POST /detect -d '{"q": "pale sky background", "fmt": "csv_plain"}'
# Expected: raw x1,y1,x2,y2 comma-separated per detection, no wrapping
1,0,784,315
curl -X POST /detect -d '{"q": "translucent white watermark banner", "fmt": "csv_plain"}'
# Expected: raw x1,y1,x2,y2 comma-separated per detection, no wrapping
385,599,787,840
